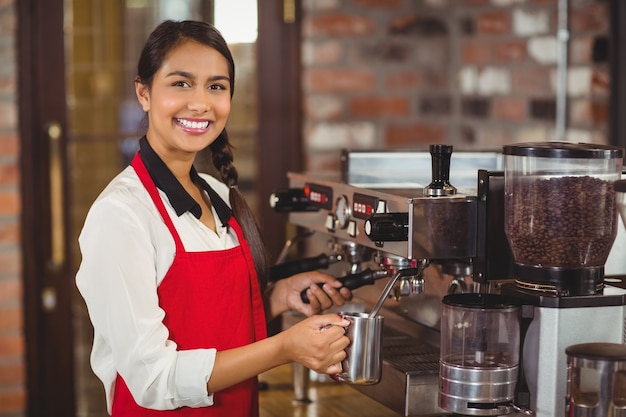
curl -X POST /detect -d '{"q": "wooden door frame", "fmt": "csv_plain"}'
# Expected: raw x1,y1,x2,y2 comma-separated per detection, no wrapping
257,0,303,260
17,0,75,416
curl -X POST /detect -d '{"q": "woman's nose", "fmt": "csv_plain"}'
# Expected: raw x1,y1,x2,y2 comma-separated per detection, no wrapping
188,89,209,113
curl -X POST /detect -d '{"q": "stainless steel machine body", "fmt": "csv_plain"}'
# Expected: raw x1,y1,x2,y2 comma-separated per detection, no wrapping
278,148,626,417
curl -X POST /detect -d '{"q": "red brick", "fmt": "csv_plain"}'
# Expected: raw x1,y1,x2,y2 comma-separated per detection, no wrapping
305,69,376,93
510,66,552,95
0,191,19,216
492,97,527,122
0,280,20,304
591,69,609,97
0,134,19,157
386,71,447,90
570,4,609,33
352,0,405,8
476,11,511,35
0,388,26,413
0,163,18,186
305,13,375,37
0,222,19,246
0,361,24,385
0,307,21,331
350,96,410,117
461,40,492,65
494,41,527,63
0,334,24,357
385,123,446,147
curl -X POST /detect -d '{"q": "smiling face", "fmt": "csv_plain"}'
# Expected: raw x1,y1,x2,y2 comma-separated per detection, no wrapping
135,40,232,164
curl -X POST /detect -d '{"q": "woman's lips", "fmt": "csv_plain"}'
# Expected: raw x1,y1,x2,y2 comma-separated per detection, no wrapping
175,118,211,132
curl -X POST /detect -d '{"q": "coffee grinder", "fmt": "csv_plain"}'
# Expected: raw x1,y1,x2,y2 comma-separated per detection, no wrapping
500,142,626,417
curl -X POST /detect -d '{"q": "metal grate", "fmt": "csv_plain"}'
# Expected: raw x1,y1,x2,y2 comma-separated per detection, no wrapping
384,339,440,373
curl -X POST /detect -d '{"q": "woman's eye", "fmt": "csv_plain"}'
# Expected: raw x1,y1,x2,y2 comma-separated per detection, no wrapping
209,84,225,90
173,80,190,87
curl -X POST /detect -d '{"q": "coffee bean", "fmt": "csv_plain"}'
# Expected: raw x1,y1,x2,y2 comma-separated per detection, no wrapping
505,176,617,267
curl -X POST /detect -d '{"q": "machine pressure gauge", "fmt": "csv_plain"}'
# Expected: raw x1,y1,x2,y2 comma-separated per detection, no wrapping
334,194,351,229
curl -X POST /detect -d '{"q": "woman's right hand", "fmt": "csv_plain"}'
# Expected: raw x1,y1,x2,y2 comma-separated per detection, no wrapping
280,313,350,374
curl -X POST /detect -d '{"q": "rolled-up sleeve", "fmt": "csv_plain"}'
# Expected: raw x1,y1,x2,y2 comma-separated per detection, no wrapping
76,186,216,412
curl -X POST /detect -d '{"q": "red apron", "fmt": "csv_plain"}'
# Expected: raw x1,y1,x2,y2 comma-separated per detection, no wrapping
111,153,267,416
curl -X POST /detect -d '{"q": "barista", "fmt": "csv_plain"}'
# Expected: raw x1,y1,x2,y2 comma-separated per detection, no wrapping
76,20,352,416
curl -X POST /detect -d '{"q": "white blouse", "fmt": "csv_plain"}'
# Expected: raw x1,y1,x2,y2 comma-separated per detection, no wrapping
75,165,239,413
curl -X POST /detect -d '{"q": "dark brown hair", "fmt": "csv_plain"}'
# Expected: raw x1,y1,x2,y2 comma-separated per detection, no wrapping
136,20,270,287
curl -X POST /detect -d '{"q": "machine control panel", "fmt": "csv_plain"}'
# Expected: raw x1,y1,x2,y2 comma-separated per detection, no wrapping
304,183,333,210
286,171,479,260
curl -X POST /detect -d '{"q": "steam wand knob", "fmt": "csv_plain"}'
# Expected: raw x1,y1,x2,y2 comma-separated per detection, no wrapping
424,144,457,196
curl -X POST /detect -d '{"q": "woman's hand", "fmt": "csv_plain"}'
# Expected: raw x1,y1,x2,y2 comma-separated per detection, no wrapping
288,271,353,316
264,271,353,319
279,313,350,374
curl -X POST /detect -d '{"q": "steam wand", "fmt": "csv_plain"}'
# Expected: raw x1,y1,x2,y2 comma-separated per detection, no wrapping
369,259,428,319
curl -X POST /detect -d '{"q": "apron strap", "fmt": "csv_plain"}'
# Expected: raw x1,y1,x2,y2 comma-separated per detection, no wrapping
228,218,268,341
131,152,185,253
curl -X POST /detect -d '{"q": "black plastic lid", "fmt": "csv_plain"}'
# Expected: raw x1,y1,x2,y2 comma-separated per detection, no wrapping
443,293,520,309
566,343,626,361
503,141,624,159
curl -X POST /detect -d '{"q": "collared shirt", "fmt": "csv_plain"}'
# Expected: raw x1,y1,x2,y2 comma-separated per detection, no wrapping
76,137,239,412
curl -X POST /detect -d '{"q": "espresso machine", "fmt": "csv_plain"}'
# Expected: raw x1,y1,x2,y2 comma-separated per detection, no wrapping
271,142,626,417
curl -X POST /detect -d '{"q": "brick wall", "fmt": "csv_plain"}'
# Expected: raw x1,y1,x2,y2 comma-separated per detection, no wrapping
0,0,25,416
301,0,610,171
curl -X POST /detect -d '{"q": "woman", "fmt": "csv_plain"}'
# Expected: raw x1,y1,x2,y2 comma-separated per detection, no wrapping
76,20,352,416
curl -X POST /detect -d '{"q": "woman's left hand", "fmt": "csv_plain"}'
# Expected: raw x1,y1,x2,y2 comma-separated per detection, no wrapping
270,271,353,317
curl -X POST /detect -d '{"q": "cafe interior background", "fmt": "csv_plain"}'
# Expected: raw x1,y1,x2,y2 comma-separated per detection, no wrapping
1,0,625,416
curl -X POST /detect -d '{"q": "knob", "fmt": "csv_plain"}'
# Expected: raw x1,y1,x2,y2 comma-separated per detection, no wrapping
269,188,319,212
424,144,457,196
364,213,409,242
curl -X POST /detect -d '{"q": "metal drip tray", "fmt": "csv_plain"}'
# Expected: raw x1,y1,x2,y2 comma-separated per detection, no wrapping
385,339,440,372
351,335,448,416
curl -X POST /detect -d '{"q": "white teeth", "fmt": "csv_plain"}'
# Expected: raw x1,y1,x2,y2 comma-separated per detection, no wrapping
177,119,209,129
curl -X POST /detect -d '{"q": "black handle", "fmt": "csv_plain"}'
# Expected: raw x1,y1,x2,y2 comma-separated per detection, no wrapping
300,268,388,304
269,188,319,212
269,253,332,282
424,144,456,196
364,213,409,242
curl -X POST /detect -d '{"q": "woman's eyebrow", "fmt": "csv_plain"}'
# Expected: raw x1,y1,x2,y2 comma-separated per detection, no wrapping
165,71,230,83
166,70,194,79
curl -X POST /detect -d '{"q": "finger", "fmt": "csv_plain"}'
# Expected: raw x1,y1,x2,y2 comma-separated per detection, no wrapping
309,284,333,310
324,283,349,306
326,362,343,375
311,314,350,331
305,288,322,311
339,287,353,301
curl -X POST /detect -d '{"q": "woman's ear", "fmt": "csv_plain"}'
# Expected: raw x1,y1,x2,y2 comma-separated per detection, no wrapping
134,77,150,112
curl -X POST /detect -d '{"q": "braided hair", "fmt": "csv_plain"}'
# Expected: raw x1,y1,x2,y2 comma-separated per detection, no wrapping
136,20,271,287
